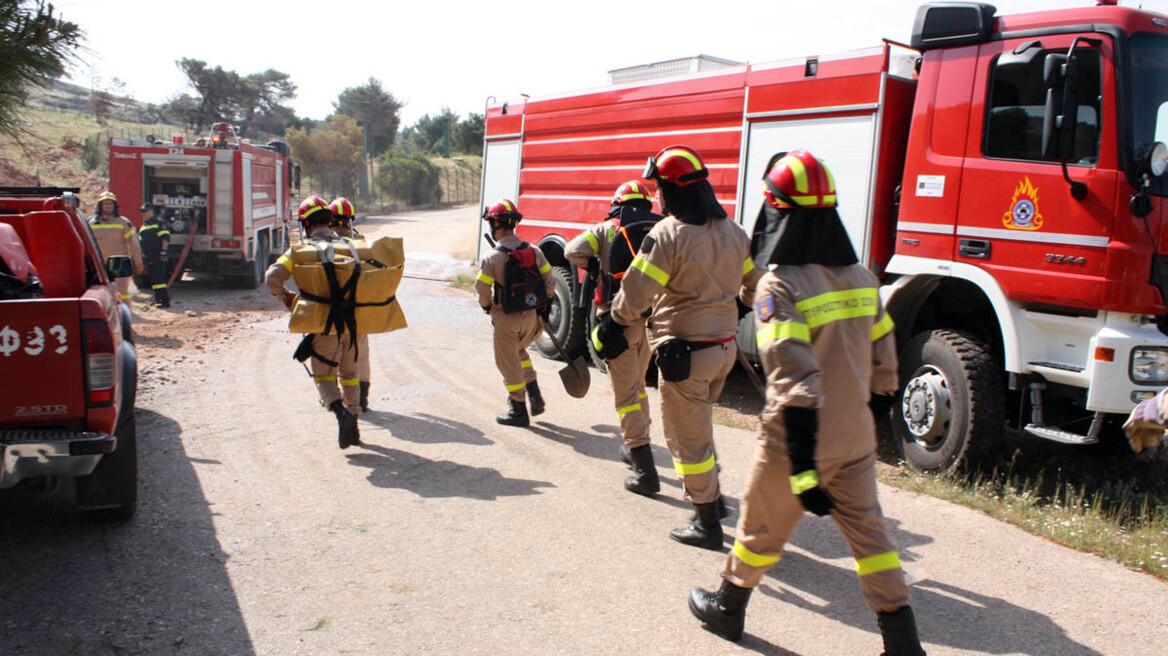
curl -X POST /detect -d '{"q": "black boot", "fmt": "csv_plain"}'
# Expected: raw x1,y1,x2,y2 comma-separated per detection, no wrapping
688,579,753,642
691,495,730,521
526,381,545,416
495,397,529,427
878,606,926,656
329,400,359,449
624,445,660,496
670,501,724,550
359,381,371,413
619,443,632,468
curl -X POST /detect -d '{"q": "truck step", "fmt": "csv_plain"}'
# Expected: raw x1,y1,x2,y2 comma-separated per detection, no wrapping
1023,423,1099,445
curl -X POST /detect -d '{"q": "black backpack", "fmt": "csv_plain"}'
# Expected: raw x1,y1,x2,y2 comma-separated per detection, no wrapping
603,206,663,299
495,242,549,314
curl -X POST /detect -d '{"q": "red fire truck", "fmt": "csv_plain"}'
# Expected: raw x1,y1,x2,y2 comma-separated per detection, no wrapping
108,124,298,288
479,1,1168,472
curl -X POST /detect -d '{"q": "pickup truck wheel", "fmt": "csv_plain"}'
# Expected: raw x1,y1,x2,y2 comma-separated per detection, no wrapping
76,413,138,521
535,266,585,360
892,329,1004,474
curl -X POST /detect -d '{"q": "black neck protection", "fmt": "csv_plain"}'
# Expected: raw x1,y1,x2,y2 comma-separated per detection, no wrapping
608,199,653,218
608,204,662,226
751,202,859,267
659,179,726,225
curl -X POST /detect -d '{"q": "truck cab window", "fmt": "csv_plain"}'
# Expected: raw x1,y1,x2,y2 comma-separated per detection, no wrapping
984,48,1101,165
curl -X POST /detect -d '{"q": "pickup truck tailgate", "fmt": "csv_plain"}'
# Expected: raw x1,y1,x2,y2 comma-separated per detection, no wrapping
0,299,85,425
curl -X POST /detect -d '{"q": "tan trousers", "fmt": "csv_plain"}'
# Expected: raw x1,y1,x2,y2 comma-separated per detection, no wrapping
660,341,736,504
608,318,652,448
724,449,910,612
493,309,542,402
311,333,360,413
115,276,131,301
357,334,371,382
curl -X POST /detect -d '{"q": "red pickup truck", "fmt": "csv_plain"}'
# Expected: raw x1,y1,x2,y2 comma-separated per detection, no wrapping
0,186,139,520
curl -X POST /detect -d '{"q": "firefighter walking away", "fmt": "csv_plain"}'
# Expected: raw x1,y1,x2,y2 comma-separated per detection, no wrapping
688,151,925,655
330,196,374,412
476,199,555,427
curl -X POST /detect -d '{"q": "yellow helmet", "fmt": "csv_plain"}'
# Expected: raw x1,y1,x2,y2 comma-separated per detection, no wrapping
97,190,117,204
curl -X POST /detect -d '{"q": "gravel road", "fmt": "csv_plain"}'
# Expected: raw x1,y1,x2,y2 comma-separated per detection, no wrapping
1,206,1165,656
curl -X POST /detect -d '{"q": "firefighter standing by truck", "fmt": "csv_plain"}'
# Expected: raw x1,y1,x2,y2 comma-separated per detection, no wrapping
88,191,143,302
600,146,763,550
265,196,361,449
565,180,662,495
137,203,170,308
329,197,373,412
688,151,924,655
476,199,556,427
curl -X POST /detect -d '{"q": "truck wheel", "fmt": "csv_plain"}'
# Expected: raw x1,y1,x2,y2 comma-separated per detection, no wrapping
535,266,585,360
76,413,138,521
239,237,269,290
586,301,608,374
892,329,1004,474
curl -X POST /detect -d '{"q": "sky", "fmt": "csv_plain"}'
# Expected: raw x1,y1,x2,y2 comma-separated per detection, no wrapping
54,0,1168,128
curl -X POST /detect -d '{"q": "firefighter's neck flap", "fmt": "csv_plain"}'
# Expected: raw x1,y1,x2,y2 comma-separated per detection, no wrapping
752,202,858,267
659,179,726,226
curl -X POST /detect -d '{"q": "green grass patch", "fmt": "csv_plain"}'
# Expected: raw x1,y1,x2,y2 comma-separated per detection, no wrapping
307,617,330,632
447,274,477,291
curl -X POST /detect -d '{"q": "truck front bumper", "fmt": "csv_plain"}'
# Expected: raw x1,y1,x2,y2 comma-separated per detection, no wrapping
0,430,116,489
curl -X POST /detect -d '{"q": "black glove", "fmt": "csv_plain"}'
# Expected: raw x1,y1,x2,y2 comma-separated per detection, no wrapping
869,393,898,420
592,313,628,360
586,257,601,281
481,305,491,315
783,406,834,517
736,298,752,320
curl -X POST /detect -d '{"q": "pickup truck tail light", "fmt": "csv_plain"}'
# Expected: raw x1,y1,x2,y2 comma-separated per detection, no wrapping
82,319,116,407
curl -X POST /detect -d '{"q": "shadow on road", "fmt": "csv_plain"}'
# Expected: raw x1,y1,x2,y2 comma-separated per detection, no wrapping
346,443,555,499
361,410,493,446
0,409,255,655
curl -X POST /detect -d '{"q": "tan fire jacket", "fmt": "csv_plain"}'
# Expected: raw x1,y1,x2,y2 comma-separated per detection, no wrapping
611,216,762,351
265,225,336,299
89,215,143,272
754,265,898,463
475,234,555,316
564,220,614,274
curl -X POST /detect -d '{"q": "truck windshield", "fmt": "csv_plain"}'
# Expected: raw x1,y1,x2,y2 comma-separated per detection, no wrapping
1131,32,1168,194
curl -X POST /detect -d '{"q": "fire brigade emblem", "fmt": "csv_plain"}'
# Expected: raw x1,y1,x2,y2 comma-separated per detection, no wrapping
1002,177,1044,231
526,293,538,308
755,295,775,322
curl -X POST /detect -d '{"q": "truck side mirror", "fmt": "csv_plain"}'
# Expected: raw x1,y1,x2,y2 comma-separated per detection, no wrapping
1041,53,1079,161
106,255,133,279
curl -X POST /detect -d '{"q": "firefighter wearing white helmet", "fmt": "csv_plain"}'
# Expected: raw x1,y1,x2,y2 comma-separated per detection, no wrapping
688,150,925,656
265,195,361,449
564,180,663,495
604,146,764,550
329,196,373,412
476,199,556,427
88,191,144,302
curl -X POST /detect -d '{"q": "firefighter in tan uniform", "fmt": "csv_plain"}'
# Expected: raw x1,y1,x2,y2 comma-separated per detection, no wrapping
689,151,925,655
565,180,662,495
476,199,556,427
88,191,144,301
329,197,374,412
602,146,763,549
265,196,361,449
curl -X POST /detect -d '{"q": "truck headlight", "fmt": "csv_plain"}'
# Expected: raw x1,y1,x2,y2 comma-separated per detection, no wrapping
1130,347,1168,383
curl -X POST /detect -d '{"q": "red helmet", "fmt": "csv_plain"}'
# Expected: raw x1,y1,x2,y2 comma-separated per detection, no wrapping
298,195,332,224
643,145,708,186
329,197,355,219
611,180,653,205
483,198,522,225
763,150,837,209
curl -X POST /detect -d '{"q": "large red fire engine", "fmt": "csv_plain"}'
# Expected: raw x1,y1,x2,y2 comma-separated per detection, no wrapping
107,124,299,288
479,1,1168,471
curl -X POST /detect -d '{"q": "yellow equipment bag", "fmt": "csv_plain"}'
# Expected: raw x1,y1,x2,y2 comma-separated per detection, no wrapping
287,236,407,335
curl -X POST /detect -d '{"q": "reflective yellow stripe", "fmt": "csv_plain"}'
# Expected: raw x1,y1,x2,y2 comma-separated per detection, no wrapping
539,261,551,274
91,224,124,230
520,359,533,369
790,469,820,495
591,325,604,353
618,192,644,201
477,271,495,285
674,454,716,476
505,382,527,392
757,321,810,347
732,539,781,568
118,293,131,300
616,403,642,418
791,195,820,205
630,255,669,286
795,287,878,329
314,376,333,384
743,257,756,276
782,154,809,193
151,284,167,289
855,551,901,576
139,225,158,232
158,230,170,237
278,255,293,272
824,162,836,195
871,312,895,341
639,392,647,399
124,229,135,239
662,148,703,172
584,231,599,252
340,378,360,387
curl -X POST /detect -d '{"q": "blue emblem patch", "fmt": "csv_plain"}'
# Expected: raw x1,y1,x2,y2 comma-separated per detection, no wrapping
755,296,775,322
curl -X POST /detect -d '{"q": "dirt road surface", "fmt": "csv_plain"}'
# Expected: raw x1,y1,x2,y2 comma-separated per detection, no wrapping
2,207,1165,656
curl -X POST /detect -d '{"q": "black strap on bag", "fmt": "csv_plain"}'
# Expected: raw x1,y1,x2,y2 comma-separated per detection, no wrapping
494,241,549,314
603,206,662,301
